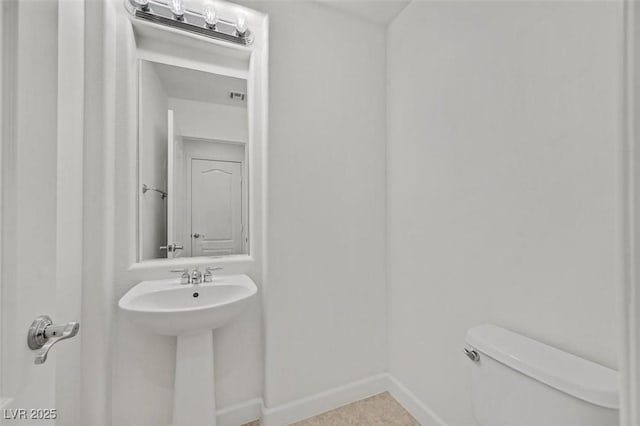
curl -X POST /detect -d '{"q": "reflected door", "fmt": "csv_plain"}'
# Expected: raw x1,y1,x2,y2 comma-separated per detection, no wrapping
190,159,243,256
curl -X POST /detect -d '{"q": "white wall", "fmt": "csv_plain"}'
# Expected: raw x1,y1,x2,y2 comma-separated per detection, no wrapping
169,98,248,142
387,2,624,424
240,0,388,408
139,61,168,260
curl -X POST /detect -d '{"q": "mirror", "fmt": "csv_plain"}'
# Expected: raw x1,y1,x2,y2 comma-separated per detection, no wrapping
138,60,249,261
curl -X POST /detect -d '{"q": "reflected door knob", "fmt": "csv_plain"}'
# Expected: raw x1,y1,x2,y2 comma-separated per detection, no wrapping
193,233,204,238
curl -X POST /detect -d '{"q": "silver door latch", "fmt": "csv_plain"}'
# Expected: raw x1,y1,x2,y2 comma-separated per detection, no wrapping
160,243,184,252
27,315,80,365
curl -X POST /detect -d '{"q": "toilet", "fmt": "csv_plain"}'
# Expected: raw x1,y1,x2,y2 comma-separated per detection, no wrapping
465,324,619,426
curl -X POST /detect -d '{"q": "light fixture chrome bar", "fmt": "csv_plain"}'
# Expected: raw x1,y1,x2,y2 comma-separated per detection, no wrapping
126,0,253,46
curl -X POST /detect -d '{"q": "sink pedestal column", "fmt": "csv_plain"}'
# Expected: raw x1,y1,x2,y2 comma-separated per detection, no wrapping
173,331,216,426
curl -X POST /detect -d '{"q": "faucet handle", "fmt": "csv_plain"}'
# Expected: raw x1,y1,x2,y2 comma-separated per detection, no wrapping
204,267,223,282
170,269,190,285
190,267,203,284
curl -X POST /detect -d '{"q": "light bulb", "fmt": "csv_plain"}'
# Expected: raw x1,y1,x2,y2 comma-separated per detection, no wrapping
170,0,185,19
131,0,149,10
203,2,217,28
235,13,248,36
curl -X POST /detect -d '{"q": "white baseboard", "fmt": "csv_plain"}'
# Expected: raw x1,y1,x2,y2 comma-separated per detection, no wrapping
217,398,263,426
261,374,389,426
223,374,448,426
387,375,448,426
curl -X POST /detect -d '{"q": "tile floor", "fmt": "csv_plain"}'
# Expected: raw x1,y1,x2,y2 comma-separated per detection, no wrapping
242,392,419,426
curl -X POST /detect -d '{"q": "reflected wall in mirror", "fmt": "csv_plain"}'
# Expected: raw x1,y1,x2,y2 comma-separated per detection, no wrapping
138,60,249,261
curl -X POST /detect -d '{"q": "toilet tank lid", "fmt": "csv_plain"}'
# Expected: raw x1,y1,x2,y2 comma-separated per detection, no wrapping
465,324,618,409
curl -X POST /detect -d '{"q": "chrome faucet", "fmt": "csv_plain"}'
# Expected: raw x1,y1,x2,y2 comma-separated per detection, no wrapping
204,267,223,282
190,268,203,284
171,267,219,284
170,269,191,285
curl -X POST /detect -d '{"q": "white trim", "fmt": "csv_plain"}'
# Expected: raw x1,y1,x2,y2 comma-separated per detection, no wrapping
216,398,263,426
261,374,388,426
0,0,5,405
136,48,249,81
258,13,271,413
80,1,121,424
55,1,85,423
387,376,449,426
224,374,450,426
622,1,638,425
0,0,17,406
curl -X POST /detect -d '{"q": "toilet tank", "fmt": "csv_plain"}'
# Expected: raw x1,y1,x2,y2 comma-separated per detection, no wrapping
465,324,619,426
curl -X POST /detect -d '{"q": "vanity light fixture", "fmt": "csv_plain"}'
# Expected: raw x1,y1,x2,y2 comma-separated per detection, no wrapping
203,2,217,29
169,0,185,20
125,0,253,45
131,0,149,11
235,13,248,36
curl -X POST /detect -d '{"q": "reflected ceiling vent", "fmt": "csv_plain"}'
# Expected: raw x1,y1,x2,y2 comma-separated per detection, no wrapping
229,91,246,102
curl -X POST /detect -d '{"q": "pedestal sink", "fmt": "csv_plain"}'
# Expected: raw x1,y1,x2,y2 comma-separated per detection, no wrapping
118,274,257,426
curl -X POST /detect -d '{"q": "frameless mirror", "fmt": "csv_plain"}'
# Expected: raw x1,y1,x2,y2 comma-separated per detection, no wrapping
138,60,249,261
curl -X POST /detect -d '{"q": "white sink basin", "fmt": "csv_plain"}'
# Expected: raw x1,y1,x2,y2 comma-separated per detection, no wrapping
118,275,258,426
118,274,257,336
119,273,258,425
